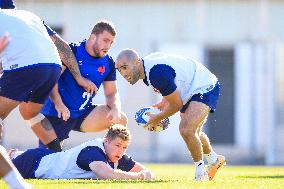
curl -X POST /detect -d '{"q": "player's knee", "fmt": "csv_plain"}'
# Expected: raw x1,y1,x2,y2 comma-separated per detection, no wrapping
25,113,45,128
19,105,39,120
179,124,196,138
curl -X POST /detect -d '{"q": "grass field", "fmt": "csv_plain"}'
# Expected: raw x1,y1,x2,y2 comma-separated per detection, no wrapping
1,164,284,189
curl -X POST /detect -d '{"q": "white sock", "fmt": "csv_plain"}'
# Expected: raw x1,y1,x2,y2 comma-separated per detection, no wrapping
194,160,206,174
3,169,30,189
204,151,218,165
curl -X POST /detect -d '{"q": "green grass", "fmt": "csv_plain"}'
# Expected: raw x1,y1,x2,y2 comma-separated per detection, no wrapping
1,164,284,189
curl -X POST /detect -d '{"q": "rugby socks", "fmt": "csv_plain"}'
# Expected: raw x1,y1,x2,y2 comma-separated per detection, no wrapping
47,138,62,152
194,160,206,173
204,150,218,165
3,169,30,189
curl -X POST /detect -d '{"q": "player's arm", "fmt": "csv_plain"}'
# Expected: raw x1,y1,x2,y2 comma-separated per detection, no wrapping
147,65,183,126
156,90,183,119
103,81,121,111
46,26,97,95
49,68,70,121
89,161,153,180
103,81,122,123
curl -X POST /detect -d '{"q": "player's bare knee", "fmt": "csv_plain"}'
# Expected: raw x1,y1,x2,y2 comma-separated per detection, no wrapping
179,123,197,138
19,104,40,120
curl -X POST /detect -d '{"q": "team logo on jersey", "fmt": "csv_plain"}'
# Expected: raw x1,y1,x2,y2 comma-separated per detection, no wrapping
98,65,105,75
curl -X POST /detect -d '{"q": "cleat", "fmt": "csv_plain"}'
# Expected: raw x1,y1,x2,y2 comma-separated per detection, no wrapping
207,155,226,180
195,171,209,181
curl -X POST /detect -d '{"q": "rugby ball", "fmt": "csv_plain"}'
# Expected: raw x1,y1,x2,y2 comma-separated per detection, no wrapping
134,107,170,132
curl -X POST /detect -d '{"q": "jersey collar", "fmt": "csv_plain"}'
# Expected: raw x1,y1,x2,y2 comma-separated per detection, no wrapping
142,59,149,86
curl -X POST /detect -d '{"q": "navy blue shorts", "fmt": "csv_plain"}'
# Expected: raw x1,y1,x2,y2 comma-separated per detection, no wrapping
0,65,61,104
12,148,55,179
39,105,96,148
180,82,221,113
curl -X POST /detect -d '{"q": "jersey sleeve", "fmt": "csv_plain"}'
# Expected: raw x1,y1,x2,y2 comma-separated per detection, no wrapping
104,56,116,81
117,154,136,172
149,64,177,96
1,0,16,9
43,22,57,36
76,146,108,171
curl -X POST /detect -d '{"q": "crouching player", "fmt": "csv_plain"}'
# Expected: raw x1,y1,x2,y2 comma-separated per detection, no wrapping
9,125,154,180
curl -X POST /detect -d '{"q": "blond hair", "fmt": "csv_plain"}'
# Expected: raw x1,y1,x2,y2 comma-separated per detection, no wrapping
105,124,131,141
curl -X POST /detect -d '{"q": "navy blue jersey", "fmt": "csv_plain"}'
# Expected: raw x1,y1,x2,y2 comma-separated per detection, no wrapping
0,0,15,9
77,146,135,172
41,41,116,118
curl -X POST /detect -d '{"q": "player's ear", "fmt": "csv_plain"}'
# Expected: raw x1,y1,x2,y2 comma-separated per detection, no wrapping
136,58,141,66
104,137,110,144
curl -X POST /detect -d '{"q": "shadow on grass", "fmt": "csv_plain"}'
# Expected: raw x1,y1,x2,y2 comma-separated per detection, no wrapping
237,175,284,179
30,179,178,185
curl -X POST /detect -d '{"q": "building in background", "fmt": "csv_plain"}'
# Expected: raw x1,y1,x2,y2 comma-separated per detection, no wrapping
3,0,284,165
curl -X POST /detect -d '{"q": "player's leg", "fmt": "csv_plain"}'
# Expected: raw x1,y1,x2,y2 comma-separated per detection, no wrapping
0,145,31,189
199,126,226,180
19,102,62,152
0,96,19,145
179,101,210,181
80,105,127,132
19,65,62,151
12,148,55,179
0,96,31,188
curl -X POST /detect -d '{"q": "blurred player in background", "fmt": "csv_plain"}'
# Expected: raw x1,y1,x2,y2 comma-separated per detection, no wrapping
9,125,154,180
37,20,127,151
0,9,63,189
0,0,98,151
116,49,226,181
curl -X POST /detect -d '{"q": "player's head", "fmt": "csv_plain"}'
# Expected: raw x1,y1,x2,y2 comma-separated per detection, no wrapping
115,49,144,85
104,124,131,163
88,20,116,57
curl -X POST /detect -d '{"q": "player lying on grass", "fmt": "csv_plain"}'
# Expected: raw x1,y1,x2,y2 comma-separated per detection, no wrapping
9,124,154,180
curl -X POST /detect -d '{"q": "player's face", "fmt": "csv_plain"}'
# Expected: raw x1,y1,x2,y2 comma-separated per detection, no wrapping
105,137,129,163
116,59,141,85
92,31,115,57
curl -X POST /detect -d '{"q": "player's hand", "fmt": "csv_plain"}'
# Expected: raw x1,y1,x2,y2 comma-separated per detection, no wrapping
55,102,70,121
107,108,122,126
140,170,155,180
76,76,98,96
145,112,160,131
0,32,10,54
152,98,168,111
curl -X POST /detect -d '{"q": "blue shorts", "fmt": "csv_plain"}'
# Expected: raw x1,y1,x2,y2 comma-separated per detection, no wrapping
180,82,221,113
0,65,61,104
12,148,55,179
39,105,96,148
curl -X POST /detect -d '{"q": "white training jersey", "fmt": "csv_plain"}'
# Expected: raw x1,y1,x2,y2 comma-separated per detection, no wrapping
0,9,61,71
143,52,218,105
35,139,107,179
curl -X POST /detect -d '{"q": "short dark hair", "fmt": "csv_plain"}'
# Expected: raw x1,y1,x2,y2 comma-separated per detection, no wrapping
105,124,131,141
91,20,116,36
